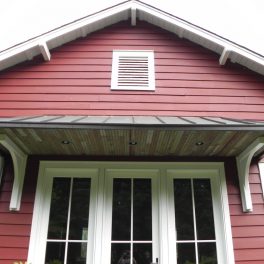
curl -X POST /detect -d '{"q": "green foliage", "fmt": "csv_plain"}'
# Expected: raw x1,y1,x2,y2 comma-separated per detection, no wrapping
46,260,63,264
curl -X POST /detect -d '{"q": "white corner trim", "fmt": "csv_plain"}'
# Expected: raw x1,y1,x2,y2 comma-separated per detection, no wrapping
131,6,137,26
39,42,51,61
258,162,264,199
0,134,28,211
0,155,4,186
236,137,264,212
219,48,231,65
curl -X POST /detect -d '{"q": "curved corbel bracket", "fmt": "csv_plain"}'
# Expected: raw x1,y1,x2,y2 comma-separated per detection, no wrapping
236,137,264,212
0,134,28,211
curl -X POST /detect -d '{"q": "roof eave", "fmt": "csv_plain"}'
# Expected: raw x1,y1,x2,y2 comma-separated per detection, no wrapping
0,0,264,75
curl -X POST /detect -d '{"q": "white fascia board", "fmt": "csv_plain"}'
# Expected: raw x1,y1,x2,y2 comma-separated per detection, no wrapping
0,134,28,211
134,1,264,67
0,0,263,73
0,1,131,69
236,137,264,212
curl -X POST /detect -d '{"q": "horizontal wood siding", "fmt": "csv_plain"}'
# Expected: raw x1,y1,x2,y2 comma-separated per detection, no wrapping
0,21,264,119
1,157,264,262
0,157,37,263
226,158,264,263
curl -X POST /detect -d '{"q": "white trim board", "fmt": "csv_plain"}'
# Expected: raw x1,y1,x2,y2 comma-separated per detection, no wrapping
28,161,234,264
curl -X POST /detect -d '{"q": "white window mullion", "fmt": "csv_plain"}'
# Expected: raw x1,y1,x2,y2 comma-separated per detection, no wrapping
64,177,74,264
131,179,134,264
191,179,199,264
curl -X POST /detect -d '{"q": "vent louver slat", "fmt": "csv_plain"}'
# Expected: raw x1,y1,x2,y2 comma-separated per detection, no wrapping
118,56,149,87
111,51,155,91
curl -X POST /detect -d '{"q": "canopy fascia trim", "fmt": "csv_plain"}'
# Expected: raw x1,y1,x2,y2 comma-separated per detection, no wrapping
236,137,264,212
0,134,28,211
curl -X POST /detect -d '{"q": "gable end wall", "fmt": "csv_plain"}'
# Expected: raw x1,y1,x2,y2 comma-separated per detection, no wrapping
0,22,264,120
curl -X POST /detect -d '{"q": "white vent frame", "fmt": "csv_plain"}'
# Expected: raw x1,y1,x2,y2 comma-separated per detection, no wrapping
111,50,155,91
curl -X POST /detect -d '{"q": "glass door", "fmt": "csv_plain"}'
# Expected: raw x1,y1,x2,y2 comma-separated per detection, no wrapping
45,177,92,264
104,170,159,264
173,179,217,264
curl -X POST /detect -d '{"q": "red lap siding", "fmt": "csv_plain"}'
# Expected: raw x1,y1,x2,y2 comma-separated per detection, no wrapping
0,157,37,263
226,158,264,263
0,21,264,120
0,157,264,262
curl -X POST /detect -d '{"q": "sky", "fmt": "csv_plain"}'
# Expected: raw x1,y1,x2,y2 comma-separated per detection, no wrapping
1,0,264,55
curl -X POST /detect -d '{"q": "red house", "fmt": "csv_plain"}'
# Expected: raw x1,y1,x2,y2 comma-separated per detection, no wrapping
0,1,264,263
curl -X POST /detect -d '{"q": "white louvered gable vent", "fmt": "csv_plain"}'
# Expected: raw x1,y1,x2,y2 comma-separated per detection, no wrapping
111,50,155,91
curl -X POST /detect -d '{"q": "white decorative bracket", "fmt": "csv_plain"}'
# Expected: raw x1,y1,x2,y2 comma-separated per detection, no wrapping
131,6,137,26
39,41,51,61
0,134,28,211
236,137,264,212
219,47,231,65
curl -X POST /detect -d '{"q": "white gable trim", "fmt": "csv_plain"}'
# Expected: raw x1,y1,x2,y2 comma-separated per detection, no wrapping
0,0,263,75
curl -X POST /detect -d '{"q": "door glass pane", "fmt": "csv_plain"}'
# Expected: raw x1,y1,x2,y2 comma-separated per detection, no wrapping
194,179,215,240
133,179,152,241
174,179,194,240
176,243,195,264
198,243,217,264
69,178,91,240
45,177,91,264
45,242,65,264
111,178,153,264
67,242,87,264
111,243,130,264
48,178,71,239
134,243,152,264
112,179,131,241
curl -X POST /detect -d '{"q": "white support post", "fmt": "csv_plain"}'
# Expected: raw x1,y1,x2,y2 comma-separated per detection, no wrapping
219,48,231,65
0,134,28,211
39,41,51,61
236,137,264,212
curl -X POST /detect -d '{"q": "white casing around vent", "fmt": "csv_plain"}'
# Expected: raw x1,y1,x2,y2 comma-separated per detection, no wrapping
111,50,155,91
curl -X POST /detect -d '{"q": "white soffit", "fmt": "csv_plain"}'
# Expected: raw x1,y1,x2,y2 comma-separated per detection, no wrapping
0,0,264,75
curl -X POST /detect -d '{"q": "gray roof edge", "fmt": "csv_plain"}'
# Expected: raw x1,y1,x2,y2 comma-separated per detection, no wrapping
0,116,264,131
